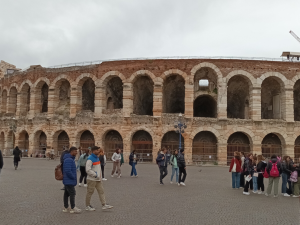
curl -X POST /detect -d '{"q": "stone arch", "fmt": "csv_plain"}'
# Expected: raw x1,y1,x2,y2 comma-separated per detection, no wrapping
190,127,220,141
103,129,123,161
224,128,255,146
226,70,256,86
8,86,18,114
194,95,217,118
161,130,184,151
0,132,4,151
191,62,223,83
104,76,123,110
78,130,95,152
19,83,31,115
52,130,70,154
227,132,251,165
261,133,283,159
74,73,98,87
18,130,29,156
32,130,48,157
293,79,300,121
8,83,19,93
160,69,188,81
75,75,96,112
33,77,50,88
52,78,71,114
18,80,33,92
1,89,8,113
98,71,126,86
49,74,72,89
128,70,156,83
33,78,50,113
258,72,289,87
127,126,155,142
131,130,153,162
260,129,287,147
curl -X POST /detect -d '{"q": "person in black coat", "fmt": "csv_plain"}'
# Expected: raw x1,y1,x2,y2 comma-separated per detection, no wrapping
243,154,254,195
13,146,22,170
177,149,187,186
0,149,3,174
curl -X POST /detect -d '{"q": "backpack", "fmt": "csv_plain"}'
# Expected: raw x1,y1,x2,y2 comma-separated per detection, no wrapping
263,167,269,178
55,164,63,181
270,162,280,177
289,171,298,182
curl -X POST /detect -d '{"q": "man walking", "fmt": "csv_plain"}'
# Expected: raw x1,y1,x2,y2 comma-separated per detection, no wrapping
85,146,113,211
0,149,3,174
13,146,22,170
60,147,69,190
177,149,187,186
62,147,81,213
156,147,168,185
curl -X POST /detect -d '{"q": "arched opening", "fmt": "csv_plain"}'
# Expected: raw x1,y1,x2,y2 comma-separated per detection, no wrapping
192,131,217,163
227,132,251,165
7,131,15,152
104,130,123,161
161,131,184,153
57,131,70,155
193,95,217,118
227,76,250,119
80,130,95,152
19,84,30,116
133,76,153,115
41,83,49,113
34,131,47,157
132,130,153,162
163,75,185,113
54,80,70,114
106,77,123,110
261,77,283,119
294,80,300,121
18,131,29,157
0,132,4,151
295,136,300,163
262,133,282,159
1,90,7,113
8,87,17,114
82,78,95,112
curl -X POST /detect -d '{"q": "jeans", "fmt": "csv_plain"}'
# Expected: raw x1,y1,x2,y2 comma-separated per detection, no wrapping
257,173,264,192
159,166,168,183
79,166,87,184
267,177,280,195
253,176,258,192
179,167,187,183
281,173,288,194
231,172,240,188
64,185,76,209
131,162,137,176
171,167,179,183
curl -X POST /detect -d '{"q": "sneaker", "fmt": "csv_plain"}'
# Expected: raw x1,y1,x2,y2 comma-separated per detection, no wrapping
252,191,258,194
160,182,164,185
293,195,299,198
265,193,269,197
84,184,87,187
102,204,113,210
111,175,114,178
180,182,186,186
78,183,82,187
170,181,173,184
117,176,121,178
178,183,180,186
62,208,70,213
257,191,262,195
102,178,107,181
274,195,278,198
70,207,82,214
119,174,122,177
284,193,290,197
243,192,250,195
15,166,17,170
135,175,138,177
85,205,96,211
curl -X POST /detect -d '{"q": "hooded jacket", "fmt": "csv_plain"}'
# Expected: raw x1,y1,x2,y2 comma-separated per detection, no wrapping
177,152,186,168
62,153,77,186
86,153,102,181
156,152,168,167
266,157,282,176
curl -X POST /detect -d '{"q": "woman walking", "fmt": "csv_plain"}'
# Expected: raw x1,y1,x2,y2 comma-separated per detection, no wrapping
13,146,22,170
170,149,179,184
281,156,292,197
111,149,121,178
77,149,90,187
243,153,254,195
229,151,242,189
256,155,267,194
129,150,138,177
99,149,107,181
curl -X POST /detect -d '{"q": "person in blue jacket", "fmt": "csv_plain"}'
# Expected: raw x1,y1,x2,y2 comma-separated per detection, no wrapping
62,147,81,214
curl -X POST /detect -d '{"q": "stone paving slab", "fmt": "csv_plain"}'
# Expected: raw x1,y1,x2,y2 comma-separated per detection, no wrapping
0,158,299,225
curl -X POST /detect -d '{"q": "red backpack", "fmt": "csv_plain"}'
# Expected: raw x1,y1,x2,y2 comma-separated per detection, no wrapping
263,167,269,178
270,162,280,177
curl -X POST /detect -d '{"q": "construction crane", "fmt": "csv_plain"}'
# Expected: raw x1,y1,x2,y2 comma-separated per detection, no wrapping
290,30,300,43
281,30,300,61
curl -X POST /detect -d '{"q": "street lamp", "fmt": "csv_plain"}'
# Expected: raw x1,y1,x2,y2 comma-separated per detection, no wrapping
174,113,187,151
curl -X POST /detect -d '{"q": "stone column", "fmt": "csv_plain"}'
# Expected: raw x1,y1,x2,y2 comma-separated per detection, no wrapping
184,78,194,118
122,126,131,163
94,85,103,117
184,136,193,165
47,89,55,118
217,143,227,166
285,144,294,159
283,88,294,122
217,82,227,119
252,144,262,155
152,130,161,163
123,82,133,117
28,89,36,119
250,85,261,120
153,81,163,117
16,93,21,118
28,133,35,155
70,87,79,118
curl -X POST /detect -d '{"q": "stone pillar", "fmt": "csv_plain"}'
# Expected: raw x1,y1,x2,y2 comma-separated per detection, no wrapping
28,89,36,119
184,136,193,165
285,144,294,159
70,87,79,118
217,82,227,119
122,126,132,163
47,89,55,118
153,81,163,117
217,143,227,166
184,78,194,118
152,131,161,163
283,88,294,122
94,85,103,117
28,133,35,155
250,85,261,120
16,93,21,118
123,82,133,117
252,144,262,155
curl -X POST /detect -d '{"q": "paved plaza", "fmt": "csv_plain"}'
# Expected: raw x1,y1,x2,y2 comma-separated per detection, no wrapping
0,158,299,225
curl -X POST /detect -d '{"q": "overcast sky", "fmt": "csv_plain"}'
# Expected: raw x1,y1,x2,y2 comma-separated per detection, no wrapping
1,0,300,69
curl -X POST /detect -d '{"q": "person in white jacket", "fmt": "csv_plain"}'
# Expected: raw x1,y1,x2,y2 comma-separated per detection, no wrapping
111,149,121,178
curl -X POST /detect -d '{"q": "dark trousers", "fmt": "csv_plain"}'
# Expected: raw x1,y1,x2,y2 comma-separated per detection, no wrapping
101,165,105,178
159,166,168,183
64,185,76,209
13,157,20,167
79,166,87,184
179,167,187,183
243,172,253,192
257,173,264,191
240,172,245,187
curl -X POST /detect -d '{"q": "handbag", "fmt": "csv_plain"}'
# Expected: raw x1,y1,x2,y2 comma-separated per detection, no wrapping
289,171,298,182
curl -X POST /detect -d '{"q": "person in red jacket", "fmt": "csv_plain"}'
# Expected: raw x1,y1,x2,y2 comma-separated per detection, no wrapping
229,151,242,189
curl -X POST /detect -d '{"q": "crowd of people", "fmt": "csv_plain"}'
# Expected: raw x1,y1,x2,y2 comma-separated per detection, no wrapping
229,151,300,197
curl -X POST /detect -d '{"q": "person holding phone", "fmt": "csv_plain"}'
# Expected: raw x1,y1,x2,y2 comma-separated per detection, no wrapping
111,149,122,178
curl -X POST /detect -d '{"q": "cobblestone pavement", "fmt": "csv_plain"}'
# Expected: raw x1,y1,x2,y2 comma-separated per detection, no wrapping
0,158,299,225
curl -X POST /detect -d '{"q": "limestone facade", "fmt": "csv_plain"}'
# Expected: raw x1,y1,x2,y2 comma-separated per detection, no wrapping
0,61,20,78
1,59,300,165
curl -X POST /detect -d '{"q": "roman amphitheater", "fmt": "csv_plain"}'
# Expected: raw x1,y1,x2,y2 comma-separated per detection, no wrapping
1,58,300,165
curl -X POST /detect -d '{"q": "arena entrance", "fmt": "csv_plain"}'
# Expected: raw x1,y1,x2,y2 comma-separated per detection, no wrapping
227,132,251,165
295,136,300,163
36,132,47,158
19,131,29,157
131,130,153,162
161,131,184,155
80,131,95,152
57,131,70,155
261,133,282,160
104,130,123,161
192,131,217,163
